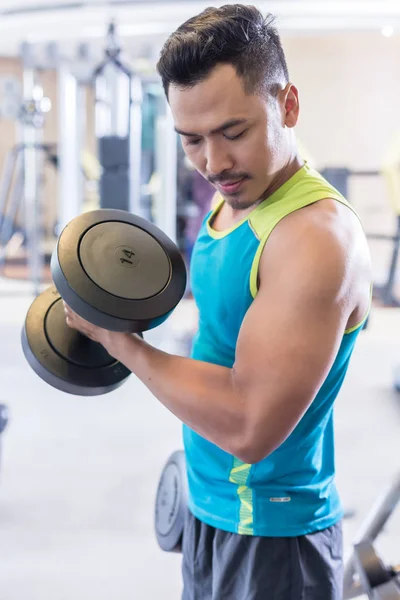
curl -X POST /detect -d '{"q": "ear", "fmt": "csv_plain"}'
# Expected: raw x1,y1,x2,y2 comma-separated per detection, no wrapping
280,83,300,128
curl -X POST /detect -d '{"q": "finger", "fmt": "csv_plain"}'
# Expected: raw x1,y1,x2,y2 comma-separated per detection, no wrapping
65,316,77,329
66,319,93,340
63,304,73,318
63,302,79,320
65,308,85,327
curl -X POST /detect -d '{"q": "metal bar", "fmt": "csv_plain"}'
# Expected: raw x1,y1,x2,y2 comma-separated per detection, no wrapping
57,63,83,232
0,147,19,232
129,74,142,216
154,103,177,242
0,157,24,264
350,170,381,177
22,68,43,297
367,234,399,242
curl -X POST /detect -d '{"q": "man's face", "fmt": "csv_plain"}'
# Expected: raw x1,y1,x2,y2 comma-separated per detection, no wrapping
169,64,298,210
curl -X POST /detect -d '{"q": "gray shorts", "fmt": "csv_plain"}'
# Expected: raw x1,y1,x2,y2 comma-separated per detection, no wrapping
182,510,343,600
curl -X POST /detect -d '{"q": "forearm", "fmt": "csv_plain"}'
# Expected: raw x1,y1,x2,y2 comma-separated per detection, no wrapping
108,334,246,454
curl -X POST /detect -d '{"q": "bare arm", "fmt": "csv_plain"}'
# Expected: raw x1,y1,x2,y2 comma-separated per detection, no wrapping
66,210,356,463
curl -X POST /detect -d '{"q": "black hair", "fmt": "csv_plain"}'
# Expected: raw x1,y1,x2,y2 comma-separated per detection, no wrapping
157,4,289,99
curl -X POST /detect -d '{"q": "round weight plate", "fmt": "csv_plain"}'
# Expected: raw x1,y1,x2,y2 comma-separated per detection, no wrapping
45,300,114,368
51,209,187,333
21,286,131,396
155,450,188,553
79,222,171,300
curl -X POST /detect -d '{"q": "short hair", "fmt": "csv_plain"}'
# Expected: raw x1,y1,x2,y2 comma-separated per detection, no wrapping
157,4,289,99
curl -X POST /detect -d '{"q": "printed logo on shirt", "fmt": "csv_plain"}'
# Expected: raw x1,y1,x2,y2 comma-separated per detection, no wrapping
269,497,291,503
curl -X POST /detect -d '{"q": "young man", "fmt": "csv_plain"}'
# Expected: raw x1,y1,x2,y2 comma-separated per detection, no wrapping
65,4,371,599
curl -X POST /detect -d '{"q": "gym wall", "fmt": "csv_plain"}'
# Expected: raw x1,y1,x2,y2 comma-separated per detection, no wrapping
283,32,399,283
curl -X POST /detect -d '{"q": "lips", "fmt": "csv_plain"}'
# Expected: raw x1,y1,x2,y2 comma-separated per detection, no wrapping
217,178,246,194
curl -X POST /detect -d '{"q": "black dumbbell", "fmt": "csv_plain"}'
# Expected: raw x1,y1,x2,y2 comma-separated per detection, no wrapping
21,209,187,396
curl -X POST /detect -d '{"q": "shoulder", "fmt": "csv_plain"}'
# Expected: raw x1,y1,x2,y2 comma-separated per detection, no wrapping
259,198,368,300
271,197,359,243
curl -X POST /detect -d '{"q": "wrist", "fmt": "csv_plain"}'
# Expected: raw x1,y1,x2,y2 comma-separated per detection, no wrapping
103,331,133,360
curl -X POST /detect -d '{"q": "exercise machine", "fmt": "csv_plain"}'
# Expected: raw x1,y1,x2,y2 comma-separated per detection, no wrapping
344,473,400,599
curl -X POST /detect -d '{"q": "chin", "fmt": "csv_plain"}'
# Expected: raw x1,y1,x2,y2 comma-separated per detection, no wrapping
225,194,259,211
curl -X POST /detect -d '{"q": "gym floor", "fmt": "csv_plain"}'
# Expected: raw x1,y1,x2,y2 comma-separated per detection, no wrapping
0,276,399,600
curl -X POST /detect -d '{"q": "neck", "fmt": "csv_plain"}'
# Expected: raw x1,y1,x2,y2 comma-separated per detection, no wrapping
260,153,304,203
228,152,304,221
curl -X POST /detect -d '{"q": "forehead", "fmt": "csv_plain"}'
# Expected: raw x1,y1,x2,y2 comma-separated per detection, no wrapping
169,64,263,133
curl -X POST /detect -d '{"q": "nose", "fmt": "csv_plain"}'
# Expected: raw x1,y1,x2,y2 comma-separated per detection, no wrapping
204,140,234,178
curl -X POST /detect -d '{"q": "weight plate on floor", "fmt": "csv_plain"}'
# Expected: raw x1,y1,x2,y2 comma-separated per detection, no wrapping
155,450,188,553
51,209,187,332
21,286,131,396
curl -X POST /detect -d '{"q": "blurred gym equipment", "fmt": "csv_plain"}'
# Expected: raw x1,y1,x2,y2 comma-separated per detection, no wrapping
94,22,142,217
352,541,400,600
344,473,400,599
154,450,188,553
0,44,52,295
322,137,400,308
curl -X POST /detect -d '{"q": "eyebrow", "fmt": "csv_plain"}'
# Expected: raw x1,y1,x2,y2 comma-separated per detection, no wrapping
174,118,248,137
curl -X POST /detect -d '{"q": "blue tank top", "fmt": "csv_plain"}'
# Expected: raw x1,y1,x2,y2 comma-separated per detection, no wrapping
184,164,369,537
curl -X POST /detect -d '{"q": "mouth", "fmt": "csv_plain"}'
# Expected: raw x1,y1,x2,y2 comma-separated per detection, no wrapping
217,178,246,195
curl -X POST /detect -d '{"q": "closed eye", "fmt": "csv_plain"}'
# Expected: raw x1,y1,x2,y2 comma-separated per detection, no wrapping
185,129,247,146
186,138,202,146
224,130,247,141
